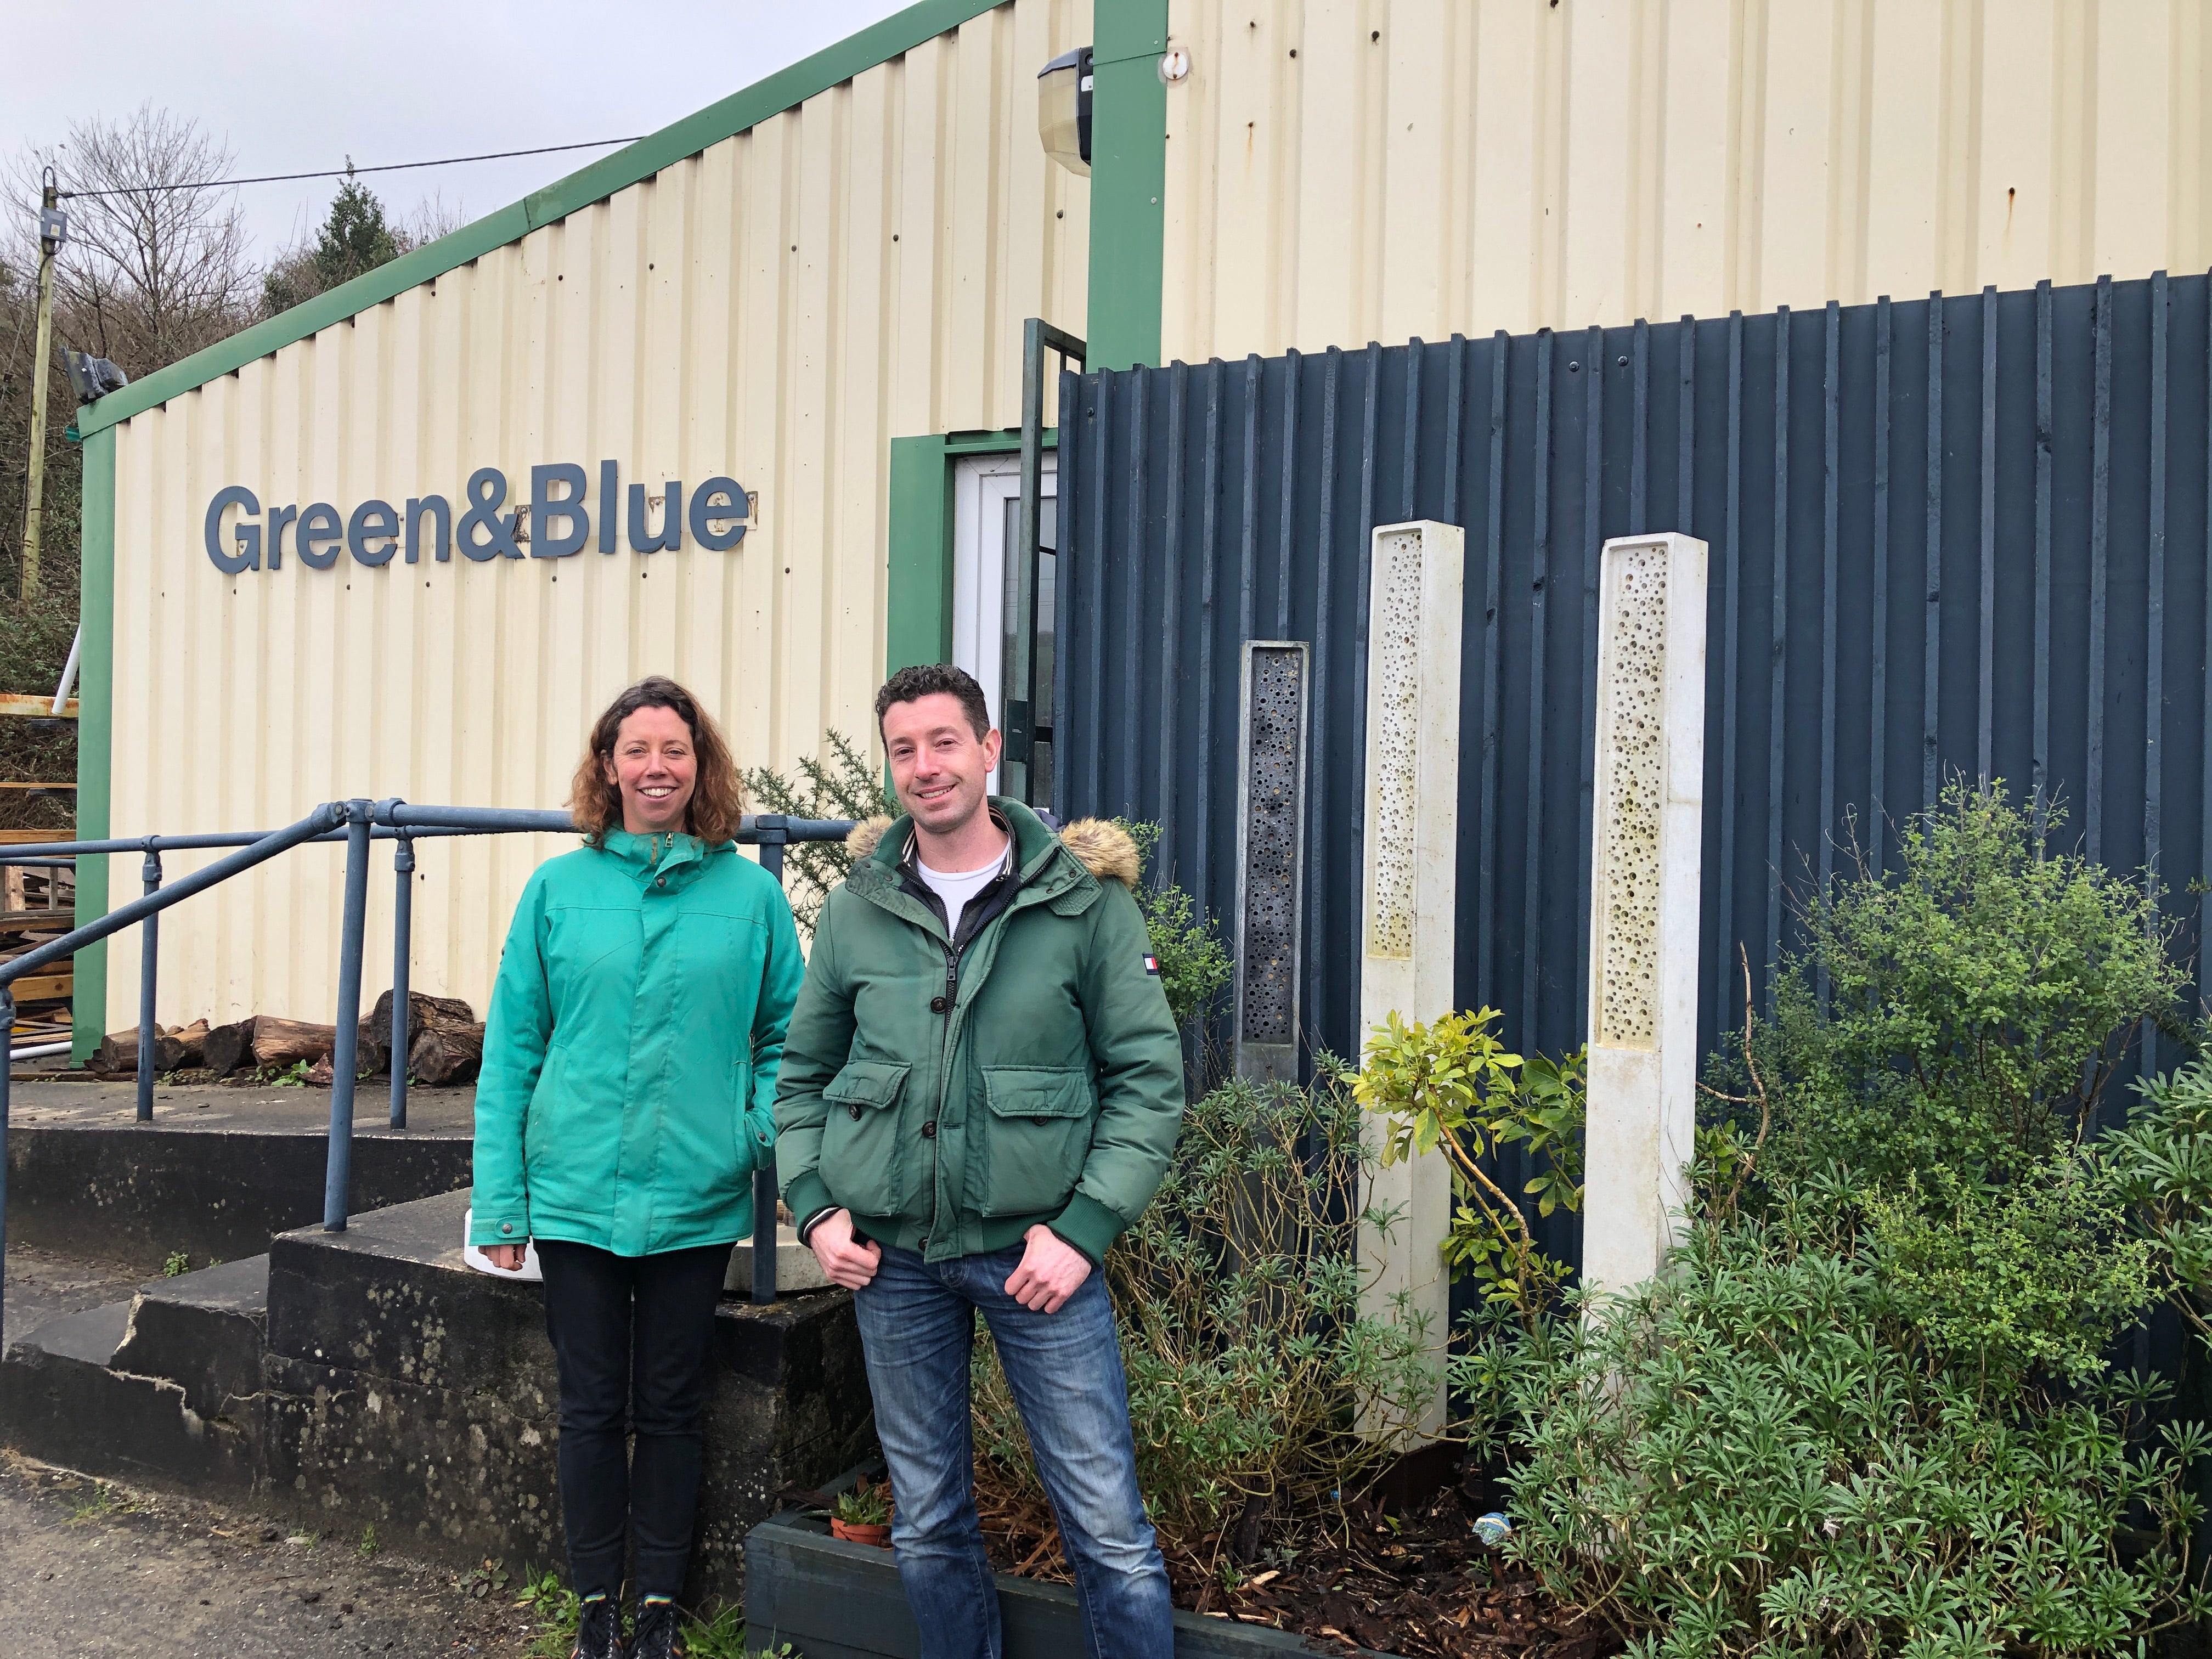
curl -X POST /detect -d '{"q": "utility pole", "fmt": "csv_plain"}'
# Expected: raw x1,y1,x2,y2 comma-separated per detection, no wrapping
21,170,65,603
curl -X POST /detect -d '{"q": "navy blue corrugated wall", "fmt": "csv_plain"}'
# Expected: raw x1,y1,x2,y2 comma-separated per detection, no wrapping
1056,274,2212,1104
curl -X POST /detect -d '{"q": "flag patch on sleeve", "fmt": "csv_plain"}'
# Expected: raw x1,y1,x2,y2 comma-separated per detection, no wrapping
1143,954,1161,975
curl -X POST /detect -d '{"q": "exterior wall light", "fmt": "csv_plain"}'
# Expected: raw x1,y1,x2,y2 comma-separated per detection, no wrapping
1038,46,1092,176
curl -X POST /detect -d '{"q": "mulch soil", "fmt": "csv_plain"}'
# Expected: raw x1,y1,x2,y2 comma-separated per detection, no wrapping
974,1462,1620,1658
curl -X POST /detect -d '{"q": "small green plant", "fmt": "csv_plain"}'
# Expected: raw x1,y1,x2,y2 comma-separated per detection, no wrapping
1117,820,1233,1031
2111,1059,2212,1357
678,1604,795,1659
265,1059,311,1087
738,729,896,933
64,1483,117,1525
832,1476,891,1527
357,1523,378,1558
516,1566,579,1658
1353,1008,1585,1321
161,1249,192,1278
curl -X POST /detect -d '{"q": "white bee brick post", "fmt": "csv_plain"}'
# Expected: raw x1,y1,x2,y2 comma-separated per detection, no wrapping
1582,533,1708,1302
1357,520,1464,1437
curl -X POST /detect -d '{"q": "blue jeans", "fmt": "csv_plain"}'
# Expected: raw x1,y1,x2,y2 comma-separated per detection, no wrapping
853,1242,1173,1659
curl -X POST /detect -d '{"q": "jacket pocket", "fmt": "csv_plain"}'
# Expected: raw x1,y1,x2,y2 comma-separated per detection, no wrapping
820,1060,912,1217
979,1065,1096,1218
521,1046,569,1182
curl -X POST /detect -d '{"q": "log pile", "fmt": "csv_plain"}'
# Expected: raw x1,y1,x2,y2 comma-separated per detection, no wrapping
95,994,482,1086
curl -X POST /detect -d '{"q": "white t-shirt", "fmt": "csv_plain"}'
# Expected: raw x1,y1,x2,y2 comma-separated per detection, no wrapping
917,854,1003,939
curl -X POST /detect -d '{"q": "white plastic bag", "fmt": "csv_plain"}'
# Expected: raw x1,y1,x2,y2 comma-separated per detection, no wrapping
461,1206,543,1282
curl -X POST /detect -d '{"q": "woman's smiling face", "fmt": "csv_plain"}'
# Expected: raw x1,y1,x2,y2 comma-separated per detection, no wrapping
603,704,698,836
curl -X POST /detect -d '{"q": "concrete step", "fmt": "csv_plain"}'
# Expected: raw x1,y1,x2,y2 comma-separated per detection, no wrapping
112,1255,269,1419
727,1226,831,1295
4,1080,473,1271
0,1184,870,1607
1,1288,259,1495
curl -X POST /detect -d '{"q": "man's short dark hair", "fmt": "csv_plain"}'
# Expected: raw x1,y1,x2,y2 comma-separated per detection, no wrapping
876,663,992,740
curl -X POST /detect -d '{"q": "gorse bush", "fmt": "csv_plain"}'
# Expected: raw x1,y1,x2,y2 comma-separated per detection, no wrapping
973,1058,1437,1549
1454,1208,2211,1658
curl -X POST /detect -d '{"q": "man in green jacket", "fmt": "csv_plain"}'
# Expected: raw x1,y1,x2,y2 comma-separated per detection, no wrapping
775,663,1185,1659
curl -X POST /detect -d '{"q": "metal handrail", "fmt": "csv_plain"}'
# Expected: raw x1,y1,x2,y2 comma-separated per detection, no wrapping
0,802,857,1351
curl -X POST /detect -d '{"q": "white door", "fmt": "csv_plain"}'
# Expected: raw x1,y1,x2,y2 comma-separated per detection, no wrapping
952,453,1057,800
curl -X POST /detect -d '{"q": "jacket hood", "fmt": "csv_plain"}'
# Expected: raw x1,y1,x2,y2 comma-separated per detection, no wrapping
844,808,1139,885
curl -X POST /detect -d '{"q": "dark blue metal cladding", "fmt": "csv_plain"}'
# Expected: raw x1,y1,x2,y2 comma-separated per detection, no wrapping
1056,273,2212,1118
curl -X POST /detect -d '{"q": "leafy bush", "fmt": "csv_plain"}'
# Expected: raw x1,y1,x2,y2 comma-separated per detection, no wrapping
973,1057,1437,1550
1733,781,2180,1195
1352,1008,1586,1321
1116,820,1232,1031
1454,1209,2211,1657
1440,782,2212,1653
2110,1060,2212,1358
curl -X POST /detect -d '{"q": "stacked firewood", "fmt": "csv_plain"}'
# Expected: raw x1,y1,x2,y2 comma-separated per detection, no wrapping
91,990,484,1086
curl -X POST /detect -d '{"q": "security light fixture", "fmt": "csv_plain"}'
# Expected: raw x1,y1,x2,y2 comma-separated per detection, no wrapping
1039,46,1092,176
64,351,127,405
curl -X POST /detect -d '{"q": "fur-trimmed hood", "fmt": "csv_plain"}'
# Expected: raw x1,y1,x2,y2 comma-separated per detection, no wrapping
844,810,1138,886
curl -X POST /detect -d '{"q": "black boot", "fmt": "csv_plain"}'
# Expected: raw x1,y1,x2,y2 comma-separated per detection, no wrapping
572,1592,622,1659
631,1595,682,1659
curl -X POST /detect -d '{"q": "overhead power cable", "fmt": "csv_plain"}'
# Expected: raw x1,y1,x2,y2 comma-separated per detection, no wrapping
56,137,646,200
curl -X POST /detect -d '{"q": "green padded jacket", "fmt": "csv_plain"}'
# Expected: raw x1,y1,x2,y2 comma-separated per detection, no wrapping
470,828,806,1256
774,800,1186,1267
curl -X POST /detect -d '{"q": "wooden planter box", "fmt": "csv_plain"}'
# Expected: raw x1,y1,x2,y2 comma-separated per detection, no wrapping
743,1504,1390,1658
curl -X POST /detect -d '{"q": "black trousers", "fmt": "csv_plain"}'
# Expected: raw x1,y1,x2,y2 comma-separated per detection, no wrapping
536,1239,733,1600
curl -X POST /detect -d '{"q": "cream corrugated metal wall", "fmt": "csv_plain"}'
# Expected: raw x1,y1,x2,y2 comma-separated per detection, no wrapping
1163,0,2212,359
107,0,1088,1029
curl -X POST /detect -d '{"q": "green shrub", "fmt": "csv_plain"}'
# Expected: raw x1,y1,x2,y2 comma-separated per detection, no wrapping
1116,820,1232,1031
973,1057,1437,1548
2110,1060,2212,1358
1352,1007,1586,1322
1454,1211,2211,1657
1730,781,2180,1196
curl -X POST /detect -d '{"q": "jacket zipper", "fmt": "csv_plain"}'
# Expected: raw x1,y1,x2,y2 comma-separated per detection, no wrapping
929,941,958,1245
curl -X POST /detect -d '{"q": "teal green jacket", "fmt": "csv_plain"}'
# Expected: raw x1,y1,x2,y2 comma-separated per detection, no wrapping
774,802,1186,1267
470,830,806,1256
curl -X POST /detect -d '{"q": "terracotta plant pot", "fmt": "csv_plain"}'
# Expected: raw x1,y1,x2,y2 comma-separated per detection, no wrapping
830,1516,893,1548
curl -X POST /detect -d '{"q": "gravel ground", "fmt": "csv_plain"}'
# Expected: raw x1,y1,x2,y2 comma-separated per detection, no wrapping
0,1453,552,1658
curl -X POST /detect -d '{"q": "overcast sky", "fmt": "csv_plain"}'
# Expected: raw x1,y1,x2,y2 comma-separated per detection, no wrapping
1,0,912,261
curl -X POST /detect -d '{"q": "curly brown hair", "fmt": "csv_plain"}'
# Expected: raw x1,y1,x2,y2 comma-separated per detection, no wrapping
568,676,747,846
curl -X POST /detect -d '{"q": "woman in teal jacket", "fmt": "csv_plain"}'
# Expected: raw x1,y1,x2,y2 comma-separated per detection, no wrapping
473,676,804,1659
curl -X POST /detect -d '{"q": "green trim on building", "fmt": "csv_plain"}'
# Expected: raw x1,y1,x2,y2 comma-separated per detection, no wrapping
77,0,1008,438
1085,0,1170,371
884,428,1058,673
72,427,115,1064
887,436,957,672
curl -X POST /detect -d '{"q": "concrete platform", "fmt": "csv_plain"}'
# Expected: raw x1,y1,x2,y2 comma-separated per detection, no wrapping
3,1080,475,1270
261,1189,871,1601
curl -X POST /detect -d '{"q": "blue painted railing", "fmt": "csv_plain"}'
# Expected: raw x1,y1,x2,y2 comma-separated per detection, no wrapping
0,804,853,1351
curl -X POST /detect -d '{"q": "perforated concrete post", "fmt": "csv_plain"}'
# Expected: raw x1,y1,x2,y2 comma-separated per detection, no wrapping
1234,641,1310,1087
1357,521,1464,1437
1582,532,1709,1301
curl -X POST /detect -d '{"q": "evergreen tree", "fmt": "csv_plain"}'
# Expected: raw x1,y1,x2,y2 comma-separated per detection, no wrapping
262,180,401,314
